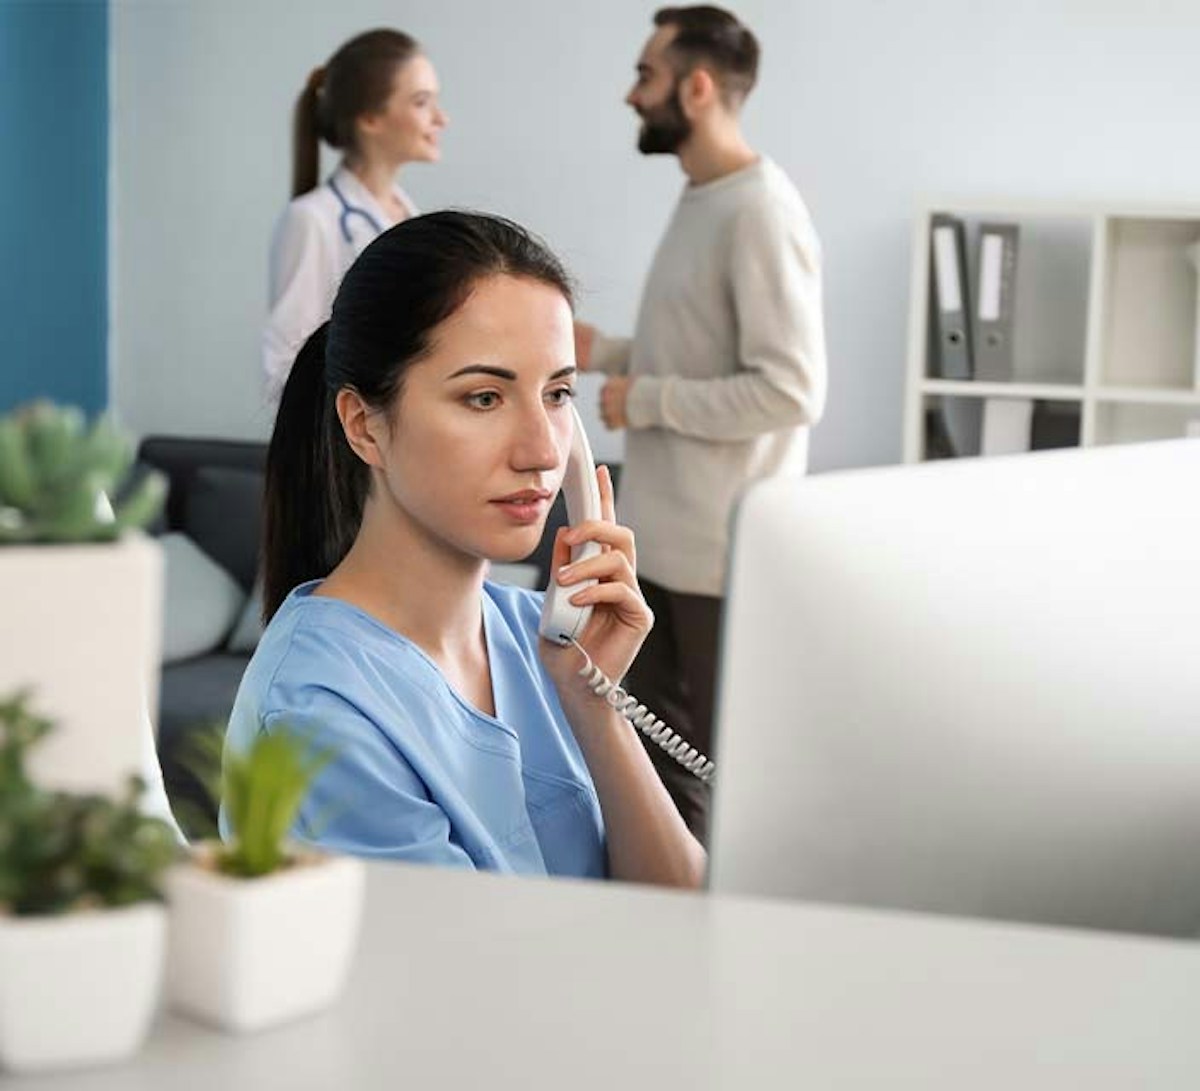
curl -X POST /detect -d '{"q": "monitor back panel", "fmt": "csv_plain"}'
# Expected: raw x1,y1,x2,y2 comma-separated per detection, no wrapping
709,440,1200,937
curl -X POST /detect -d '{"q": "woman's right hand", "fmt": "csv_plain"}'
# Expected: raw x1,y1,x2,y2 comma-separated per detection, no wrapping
538,464,652,703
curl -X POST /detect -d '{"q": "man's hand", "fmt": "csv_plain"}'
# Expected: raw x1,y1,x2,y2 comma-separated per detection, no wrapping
599,376,632,431
574,321,596,372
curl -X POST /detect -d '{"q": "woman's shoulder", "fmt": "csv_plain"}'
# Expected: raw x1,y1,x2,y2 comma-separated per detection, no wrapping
287,179,338,213
272,184,338,239
228,588,452,750
248,588,423,700
245,583,548,712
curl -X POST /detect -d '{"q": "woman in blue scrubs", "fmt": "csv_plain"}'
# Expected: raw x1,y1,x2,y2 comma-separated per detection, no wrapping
225,211,706,888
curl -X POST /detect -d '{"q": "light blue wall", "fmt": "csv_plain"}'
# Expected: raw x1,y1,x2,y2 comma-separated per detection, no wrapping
0,0,108,414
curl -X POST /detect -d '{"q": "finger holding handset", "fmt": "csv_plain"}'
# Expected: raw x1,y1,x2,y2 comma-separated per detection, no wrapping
538,407,652,689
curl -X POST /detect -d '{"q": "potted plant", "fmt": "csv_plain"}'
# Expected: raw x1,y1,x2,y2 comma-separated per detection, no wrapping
0,400,166,796
0,692,179,1074
165,727,366,1033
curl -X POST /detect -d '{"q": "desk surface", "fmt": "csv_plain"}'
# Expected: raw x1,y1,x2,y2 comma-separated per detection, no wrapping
13,863,1200,1089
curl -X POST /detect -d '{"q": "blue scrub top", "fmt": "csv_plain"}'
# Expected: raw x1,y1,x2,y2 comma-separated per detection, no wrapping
221,581,607,878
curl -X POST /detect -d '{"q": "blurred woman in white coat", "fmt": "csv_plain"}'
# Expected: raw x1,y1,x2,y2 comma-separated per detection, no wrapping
263,29,448,406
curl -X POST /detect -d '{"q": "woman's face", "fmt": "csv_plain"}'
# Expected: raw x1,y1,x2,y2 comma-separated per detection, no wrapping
359,54,447,166
365,273,577,566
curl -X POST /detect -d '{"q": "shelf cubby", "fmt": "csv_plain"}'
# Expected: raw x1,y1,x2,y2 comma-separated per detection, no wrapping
1093,400,1200,447
1098,217,1200,392
922,395,1082,460
905,201,1200,463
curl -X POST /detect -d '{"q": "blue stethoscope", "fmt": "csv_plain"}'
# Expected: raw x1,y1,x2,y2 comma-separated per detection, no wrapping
328,177,384,246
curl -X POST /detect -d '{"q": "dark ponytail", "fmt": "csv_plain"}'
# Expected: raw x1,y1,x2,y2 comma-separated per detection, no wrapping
289,29,421,198
291,67,326,198
262,323,367,619
262,211,576,621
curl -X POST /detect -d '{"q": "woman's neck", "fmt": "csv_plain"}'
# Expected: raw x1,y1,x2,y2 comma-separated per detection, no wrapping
317,498,486,663
343,154,406,216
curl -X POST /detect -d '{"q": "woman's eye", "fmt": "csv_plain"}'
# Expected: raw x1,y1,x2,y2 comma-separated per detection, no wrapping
467,391,500,410
546,387,576,407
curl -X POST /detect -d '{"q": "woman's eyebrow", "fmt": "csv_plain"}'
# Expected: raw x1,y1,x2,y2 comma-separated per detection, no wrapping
446,364,517,381
445,365,577,381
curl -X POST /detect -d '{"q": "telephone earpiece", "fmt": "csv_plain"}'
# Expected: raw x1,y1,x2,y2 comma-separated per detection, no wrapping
538,405,603,645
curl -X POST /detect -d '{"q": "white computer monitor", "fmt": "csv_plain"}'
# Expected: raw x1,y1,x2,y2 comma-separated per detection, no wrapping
709,439,1200,937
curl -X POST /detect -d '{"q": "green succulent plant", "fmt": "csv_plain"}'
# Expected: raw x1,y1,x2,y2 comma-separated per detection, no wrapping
184,723,336,879
0,400,166,543
0,691,180,917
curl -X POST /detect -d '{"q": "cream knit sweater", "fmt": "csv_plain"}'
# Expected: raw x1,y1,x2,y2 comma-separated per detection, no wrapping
591,157,827,596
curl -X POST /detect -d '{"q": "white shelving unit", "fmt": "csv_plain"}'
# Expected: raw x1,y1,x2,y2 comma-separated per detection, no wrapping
903,200,1200,463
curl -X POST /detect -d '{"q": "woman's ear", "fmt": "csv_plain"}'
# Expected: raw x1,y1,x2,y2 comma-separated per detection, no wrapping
336,388,387,468
354,109,384,144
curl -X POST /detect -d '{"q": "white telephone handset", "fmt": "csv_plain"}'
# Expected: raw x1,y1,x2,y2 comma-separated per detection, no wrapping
538,405,603,646
537,405,715,785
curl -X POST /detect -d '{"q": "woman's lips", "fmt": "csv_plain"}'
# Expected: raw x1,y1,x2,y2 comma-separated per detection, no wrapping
491,492,551,525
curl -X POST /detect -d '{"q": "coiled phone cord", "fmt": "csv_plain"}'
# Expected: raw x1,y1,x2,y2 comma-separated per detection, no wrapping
569,638,716,785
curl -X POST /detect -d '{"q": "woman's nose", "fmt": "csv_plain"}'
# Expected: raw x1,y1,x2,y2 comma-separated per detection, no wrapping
512,406,560,473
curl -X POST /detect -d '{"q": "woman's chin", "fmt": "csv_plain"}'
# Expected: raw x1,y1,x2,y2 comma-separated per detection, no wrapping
487,530,546,565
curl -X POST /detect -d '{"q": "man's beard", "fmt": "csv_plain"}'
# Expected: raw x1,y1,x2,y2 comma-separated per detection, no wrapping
636,84,691,155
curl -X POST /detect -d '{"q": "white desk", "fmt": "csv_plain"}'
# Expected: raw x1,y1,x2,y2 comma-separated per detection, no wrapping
13,863,1200,1089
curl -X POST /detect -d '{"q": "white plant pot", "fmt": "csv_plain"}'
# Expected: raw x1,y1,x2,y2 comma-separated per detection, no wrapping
0,903,166,1074
0,533,163,796
165,850,366,1033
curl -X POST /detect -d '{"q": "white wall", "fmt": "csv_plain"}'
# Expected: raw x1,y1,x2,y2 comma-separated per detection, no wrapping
112,0,1200,470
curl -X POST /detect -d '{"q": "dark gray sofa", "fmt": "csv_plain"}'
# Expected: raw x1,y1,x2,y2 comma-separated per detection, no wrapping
139,433,618,836
138,437,267,834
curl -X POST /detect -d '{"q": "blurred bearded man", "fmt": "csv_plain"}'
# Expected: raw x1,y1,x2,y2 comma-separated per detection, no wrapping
574,6,828,845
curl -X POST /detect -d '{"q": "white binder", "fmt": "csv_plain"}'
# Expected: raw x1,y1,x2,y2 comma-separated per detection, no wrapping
980,396,1033,456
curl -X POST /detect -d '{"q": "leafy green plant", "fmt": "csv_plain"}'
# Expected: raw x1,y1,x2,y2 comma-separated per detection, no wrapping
184,723,336,879
0,692,179,916
0,400,166,543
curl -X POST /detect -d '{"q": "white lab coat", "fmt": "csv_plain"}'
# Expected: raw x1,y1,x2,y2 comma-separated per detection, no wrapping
262,164,417,406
